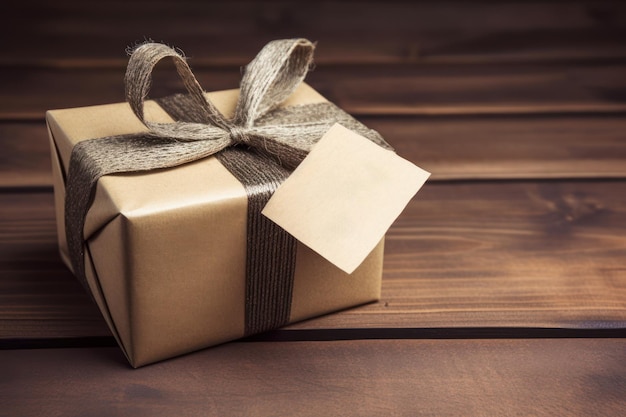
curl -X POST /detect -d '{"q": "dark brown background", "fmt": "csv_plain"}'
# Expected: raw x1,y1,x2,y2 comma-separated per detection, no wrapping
1,1,626,415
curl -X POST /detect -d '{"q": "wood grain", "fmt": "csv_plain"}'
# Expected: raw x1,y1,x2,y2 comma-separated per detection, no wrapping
4,115,626,187
2,1,626,66
0,123,53,187
2,1,625,412
0,191,109,339
3,62,626,120
2,180,625,342
299,180,626,330
1,339,625,416
369,115,626,180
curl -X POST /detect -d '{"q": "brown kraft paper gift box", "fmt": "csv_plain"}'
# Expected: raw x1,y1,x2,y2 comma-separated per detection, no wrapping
46,40,384,367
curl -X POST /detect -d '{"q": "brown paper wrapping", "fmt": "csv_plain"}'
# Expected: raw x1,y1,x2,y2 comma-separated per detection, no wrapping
47,84,383,367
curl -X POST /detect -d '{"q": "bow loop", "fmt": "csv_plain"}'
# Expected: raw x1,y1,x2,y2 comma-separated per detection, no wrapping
234,39,315,126
125,42,231,130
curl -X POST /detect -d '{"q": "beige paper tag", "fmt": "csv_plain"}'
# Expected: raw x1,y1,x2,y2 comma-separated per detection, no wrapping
262,123,430,274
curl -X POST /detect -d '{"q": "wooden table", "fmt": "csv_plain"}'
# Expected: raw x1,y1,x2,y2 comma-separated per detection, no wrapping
2,1,625,415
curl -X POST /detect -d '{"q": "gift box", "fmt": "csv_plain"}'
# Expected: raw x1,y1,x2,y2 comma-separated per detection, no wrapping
46,39,393,367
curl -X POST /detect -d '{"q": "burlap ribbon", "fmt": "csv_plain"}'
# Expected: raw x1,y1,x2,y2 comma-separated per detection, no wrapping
65,38,391,335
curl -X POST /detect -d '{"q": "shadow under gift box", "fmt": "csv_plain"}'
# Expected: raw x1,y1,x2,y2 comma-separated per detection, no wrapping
46,83,384,367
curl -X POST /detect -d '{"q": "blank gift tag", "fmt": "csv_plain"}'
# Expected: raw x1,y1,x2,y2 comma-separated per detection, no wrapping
262,123,430,274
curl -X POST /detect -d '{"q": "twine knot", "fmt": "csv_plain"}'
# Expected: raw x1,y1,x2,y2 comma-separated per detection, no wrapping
229,126,253,145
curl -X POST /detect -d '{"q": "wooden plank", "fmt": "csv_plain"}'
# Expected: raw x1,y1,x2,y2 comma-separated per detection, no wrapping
3,115,626,187
3,62,626,120
317,64,626,116
1,339,625,416
2,1,626,66
0,123,53,187
0,67,238,120
368,115,626,181
295,180,626,330
0,192,110,339
2,181,625,341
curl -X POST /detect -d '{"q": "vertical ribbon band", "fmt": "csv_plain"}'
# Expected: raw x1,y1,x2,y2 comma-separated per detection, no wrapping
157,95,298,334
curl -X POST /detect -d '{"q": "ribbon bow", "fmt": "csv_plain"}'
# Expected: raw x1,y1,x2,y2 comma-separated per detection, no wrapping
125,39,336,169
